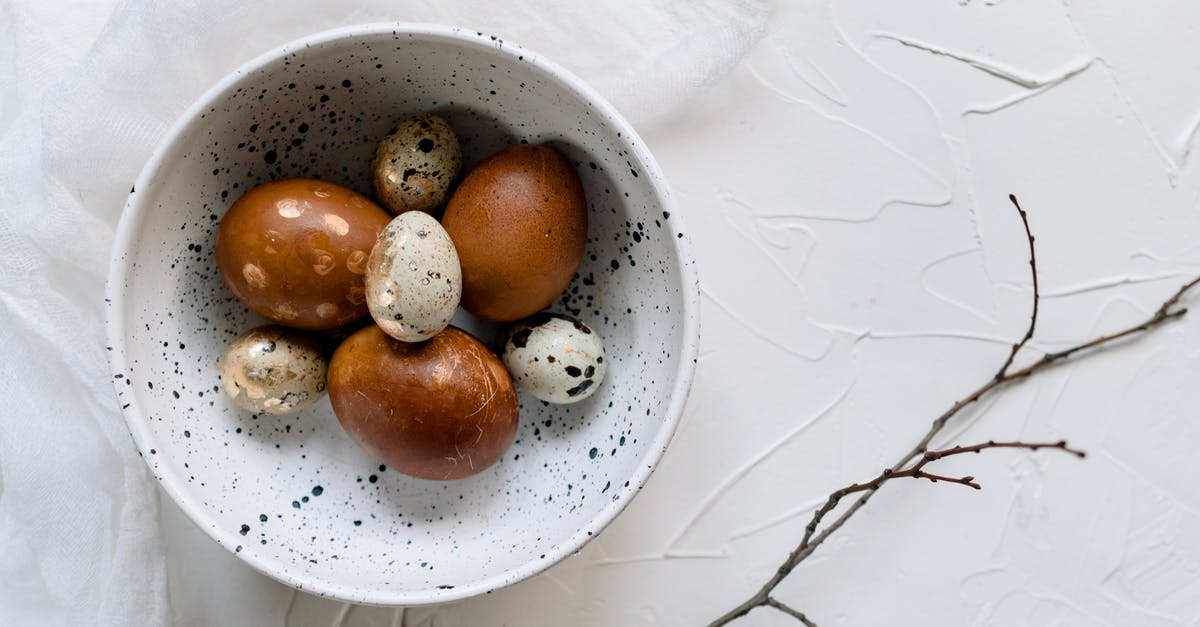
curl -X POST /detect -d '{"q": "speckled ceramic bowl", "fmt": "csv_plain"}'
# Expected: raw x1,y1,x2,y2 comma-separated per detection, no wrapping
105,24,699,605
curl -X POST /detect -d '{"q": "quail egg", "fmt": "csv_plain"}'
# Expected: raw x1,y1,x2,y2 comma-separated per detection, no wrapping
499,313,606,404
365,211,462,342
219,325,329,414
370,113,462,215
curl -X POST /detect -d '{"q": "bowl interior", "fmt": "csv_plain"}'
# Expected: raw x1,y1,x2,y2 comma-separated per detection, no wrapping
108,26,694,604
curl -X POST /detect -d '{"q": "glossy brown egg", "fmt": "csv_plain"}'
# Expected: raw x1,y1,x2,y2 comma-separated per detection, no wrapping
440,144,587,322
327,325,519,480
215,178,392,330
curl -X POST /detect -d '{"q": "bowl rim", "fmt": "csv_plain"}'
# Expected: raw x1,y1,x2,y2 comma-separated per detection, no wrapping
105,21,700,606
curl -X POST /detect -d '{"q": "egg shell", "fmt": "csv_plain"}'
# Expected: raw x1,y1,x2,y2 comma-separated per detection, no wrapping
365,211,462,342
441,143,587,322
215,178,392,330
370,113,463,215
219,325,329,415
499,313,606,404
327,325,519,481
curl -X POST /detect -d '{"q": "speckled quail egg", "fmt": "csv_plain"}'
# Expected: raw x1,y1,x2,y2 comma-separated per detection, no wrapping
219,325,329,414
499,313,606,404
365,211,462,342
370,113,462,215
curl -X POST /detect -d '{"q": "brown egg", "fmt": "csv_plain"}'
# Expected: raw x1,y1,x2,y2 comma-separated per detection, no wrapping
327,325,519,480
215,178,392,330
440,144,587,322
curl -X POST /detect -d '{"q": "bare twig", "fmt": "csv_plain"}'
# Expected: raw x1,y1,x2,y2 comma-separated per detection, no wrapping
766,597,817,626
707,442,1084,626
708,196,1200,626
996,194,1038,379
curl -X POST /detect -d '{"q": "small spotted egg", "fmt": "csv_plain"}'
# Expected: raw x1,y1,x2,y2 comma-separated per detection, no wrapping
499,313,607,404
365,211,462,342
219,325,328,415
370,113,463,215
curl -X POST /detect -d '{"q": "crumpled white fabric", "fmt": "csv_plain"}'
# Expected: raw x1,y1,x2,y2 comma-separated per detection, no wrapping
0,0,768,624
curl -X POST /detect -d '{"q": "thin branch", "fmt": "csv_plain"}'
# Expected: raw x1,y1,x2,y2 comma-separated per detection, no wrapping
797,247,1196,568
707,442,1084,626
993,192,1041,377
766,597,817,627
707,193,1200,627
993,192,1041,374
1011,305,1190,377
720,275,1197,626
913,469,982,487
1156,275,1200,316
922,439,1086,462
814,442,1081,540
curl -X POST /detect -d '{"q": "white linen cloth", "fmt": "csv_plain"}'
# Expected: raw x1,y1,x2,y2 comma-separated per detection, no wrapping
0,1,768,624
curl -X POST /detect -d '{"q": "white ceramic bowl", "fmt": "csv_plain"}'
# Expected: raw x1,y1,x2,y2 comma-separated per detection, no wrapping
105,24,699,605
